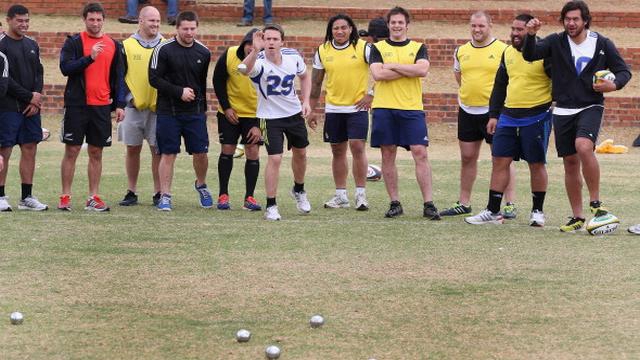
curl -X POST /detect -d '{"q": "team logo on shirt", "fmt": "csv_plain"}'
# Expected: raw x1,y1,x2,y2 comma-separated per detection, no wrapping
197,59,202,63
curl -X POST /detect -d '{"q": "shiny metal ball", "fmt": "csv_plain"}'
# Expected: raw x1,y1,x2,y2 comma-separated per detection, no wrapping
309,314,324,328
265,345,281,359
235,329,251,342
10,311,23,325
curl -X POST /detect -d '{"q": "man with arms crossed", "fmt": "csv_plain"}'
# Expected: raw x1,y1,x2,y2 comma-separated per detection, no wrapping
441,11,517,219
118,6,163,207
212,28,263,211
309,14,371,211
59,2,125,211
465,13,552,226
0,5,47,211
240,24,312,221
523,1,631,232
149,11,212,211
369,6,440,219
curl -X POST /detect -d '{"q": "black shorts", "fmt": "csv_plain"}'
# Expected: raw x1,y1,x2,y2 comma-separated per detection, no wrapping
61,105,112,147
457,108,492,144
216,112,262,145
260,113,309,155
553,106,603,157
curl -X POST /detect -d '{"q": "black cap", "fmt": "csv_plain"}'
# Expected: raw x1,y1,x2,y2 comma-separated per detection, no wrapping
358,17,389,40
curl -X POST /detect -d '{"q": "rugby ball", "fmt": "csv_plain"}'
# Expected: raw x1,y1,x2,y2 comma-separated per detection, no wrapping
586,213,620,236
593,70,616,84
233,144,245,159
367,164,382,181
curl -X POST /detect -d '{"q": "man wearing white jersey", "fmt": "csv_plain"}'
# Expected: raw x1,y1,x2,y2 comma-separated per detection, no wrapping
240,24,312,221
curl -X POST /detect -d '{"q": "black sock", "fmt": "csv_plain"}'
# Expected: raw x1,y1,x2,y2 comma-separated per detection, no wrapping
244,159,259,198
589,200,602,208
294,182,304,193
21,183,32,200
267,197,277,207
218,153,234,196
532,191,546,212
487,189,503,214
0,185,4,197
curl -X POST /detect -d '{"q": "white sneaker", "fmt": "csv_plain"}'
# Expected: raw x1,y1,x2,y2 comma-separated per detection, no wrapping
324,195,350,209
355,192,369,211
264,205,281,221
290,188,311,214
464,209,504,225
0,196,12,212
18,196,49,211
628,224,640,235
529,210,545,227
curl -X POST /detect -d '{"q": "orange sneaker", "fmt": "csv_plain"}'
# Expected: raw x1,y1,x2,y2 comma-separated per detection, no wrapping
217,194,230,210
85,195,110,212
58,194,72,211
243,196,262,211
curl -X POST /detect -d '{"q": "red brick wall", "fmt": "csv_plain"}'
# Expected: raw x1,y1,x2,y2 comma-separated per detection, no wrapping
39,84,640,127
11,1,640,27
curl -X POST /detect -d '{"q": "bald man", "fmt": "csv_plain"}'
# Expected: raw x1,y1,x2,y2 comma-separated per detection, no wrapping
116,6,164,206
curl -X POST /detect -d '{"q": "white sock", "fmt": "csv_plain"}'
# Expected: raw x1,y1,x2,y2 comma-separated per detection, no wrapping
336,188,347,198
355,187,366,196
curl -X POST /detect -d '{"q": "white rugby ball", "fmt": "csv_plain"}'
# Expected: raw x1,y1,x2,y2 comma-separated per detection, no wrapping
586,213,620,236
593,70,616,84
233,144,245,158
367,164,382,181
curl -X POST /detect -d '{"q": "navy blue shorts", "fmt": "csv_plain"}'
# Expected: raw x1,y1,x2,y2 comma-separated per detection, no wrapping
323,111,369,143
492,113,552,163
370,109,428,150
553,106,603,157
156,113,209,155
0,112,42,147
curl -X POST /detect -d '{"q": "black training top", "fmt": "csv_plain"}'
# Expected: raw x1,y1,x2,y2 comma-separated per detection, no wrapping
149,37,211,115
0,33,43,112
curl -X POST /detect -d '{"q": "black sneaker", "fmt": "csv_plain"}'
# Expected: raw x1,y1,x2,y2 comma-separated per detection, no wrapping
423,202,441,220
439,201,472,216
118,15,138,24
119,190,138,206
385,201,403,218
633,134,640,147
152,192,161,206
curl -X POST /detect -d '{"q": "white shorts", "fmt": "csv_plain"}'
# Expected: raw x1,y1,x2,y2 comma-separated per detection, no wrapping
117,107,157,147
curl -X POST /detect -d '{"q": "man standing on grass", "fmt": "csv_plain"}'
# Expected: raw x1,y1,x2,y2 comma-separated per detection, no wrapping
149,11,212,211
240,24,312,221
117,6,164,207
212,28,263,212
465,13,552,227
523,0,631,232
59,2,125,212
441,11,517,219
309,14,372,211
368,6,440,219
0,5,47,212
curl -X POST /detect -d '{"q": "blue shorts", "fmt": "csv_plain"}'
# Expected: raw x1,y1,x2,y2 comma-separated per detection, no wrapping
0,112,42,147
370,109,428,150
492,113,552,163
323,111,369,143
156,113,209,155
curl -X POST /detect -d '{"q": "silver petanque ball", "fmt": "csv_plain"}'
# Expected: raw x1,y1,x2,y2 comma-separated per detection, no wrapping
235,329,251,342
265,345,281,359
10,311,24,325
309,314,324,328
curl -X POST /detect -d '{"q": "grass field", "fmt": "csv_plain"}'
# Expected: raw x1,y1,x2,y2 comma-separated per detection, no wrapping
1,116,639,359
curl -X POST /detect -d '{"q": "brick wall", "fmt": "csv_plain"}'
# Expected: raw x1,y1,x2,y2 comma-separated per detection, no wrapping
39,84,640,127
10,1,640,27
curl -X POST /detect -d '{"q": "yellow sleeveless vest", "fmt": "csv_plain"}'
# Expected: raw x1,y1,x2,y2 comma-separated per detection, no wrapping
503,46,551,108
456,39,507,107
317,39,368,106
123,37,161,112
218,45,257,117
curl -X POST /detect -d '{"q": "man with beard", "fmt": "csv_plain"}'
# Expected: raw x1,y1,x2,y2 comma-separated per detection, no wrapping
523,1,631,232
465,13,552,226
0,5,47,211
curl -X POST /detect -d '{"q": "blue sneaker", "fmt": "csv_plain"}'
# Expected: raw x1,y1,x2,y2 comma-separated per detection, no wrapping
217,194,231,210
195,181,213,208
242,196,262,211
157,194,172,211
